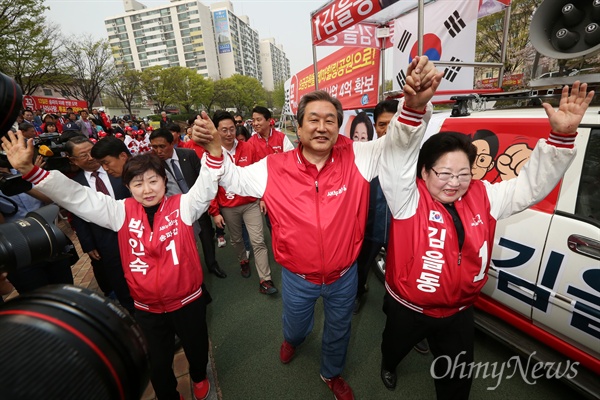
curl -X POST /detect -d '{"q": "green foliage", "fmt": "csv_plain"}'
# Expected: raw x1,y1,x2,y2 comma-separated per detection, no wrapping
211,74,266,114
0,1,63,94
272,82,285,110
105,67,143,117
476,0,539,75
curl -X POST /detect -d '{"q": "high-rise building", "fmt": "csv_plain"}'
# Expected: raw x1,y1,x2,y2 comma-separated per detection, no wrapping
105,0,220,79
105,0,290,89
210,1,261,81
260,38,291,91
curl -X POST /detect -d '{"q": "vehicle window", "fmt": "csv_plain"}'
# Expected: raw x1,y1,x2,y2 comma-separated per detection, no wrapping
575,128,600,222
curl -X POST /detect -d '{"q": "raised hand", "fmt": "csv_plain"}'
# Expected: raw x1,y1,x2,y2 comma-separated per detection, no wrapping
192,111,222,157
403,56,443,111
543,81,594,134
1,130,35,175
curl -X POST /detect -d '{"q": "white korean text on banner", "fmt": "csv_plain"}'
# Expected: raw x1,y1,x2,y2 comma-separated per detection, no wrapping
287,47,380,114
321,22,396,49
392,0,478,93
312,0,383,45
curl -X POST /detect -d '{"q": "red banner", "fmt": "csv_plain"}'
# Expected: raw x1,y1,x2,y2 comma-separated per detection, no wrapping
289,47,380,114
476,73,523,89
320,22,396,49
312,0,382,45
22,95,88,114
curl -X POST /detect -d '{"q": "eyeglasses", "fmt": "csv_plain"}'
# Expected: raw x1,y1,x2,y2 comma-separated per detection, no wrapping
219,127,236,134
475,153,493,168
430,167,472,183
71,152,92,161
235,120,243,124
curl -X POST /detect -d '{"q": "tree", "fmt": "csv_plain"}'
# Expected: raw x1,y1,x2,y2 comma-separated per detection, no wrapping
166,67,213,114
213,74,266,114
56,36,114,109
476,0,540,76
105,67,143,117
272,81,285,110
0,1,64,94
140,66,177,113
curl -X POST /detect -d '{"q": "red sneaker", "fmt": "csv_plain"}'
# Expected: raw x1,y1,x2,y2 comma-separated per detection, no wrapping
320,375,354,400
192,378,210,400
280,340,295,364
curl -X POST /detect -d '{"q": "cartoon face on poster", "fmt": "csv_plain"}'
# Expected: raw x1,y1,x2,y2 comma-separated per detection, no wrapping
440,118,558,214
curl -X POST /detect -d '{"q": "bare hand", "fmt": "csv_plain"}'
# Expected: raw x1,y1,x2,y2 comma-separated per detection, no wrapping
213,214,225,229
34,155,46,169
259,200,267,214
88,249,101,261
403,56,443,111
496,143,533,180
1,131,35,176
192,111,222,157
543,81,594,134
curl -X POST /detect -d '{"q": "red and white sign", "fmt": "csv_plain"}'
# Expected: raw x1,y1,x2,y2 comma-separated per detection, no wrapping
22,95,88,114
476,73,523,89
312,0,382,45
321,22,397,49
286,47,380,114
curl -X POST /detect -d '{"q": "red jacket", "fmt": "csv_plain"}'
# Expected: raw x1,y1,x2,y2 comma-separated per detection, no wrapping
210,140,381,285
247,128,293,160
209,140,258,216
385,180,495,318
119,195,204,313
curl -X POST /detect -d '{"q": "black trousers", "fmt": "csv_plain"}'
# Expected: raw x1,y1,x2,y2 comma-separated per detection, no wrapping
198,212,220,272
91,256,135,314
381,293,474,400
355,239,385,298
135,296,209,400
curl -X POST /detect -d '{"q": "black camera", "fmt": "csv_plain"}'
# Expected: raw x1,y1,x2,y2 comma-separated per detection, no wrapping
33,132,72,173
0,205,150,399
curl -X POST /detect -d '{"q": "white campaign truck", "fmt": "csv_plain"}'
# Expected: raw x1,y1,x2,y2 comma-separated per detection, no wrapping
375,91,600,398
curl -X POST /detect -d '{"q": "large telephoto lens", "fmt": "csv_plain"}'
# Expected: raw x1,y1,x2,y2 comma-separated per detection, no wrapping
0,72,22,136
0,285,150,400
0,204,69,273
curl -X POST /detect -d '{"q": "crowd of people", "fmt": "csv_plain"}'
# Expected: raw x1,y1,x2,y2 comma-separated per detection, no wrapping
0,56,592,400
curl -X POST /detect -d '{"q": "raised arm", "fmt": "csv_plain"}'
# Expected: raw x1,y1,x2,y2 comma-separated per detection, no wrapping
379,57,443,218
487,81,593,220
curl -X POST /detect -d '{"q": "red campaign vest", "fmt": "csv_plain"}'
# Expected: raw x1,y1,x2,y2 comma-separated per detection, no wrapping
247,129,287,160
263,144,370,285
216,141,259,208
118,195,203,313
385,179,496,318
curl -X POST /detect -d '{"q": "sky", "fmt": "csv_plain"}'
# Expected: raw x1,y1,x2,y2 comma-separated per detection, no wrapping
44,0,336,75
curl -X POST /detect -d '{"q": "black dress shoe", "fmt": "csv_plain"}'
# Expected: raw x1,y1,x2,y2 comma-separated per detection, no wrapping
413,339,429,354
209,266,227,278
380,363,397,390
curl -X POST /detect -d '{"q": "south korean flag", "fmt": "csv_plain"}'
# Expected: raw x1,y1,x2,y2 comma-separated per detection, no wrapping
392,0,478,98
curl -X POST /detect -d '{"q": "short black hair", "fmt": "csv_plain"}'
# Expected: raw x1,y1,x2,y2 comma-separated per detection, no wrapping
252,106,271,120
19,122,35,132
212,110,235,129
166,123,181,133
149,127,174,144
122,152,166,187
65,136,94,157
417,132,477,178
472,129,499,159
91,136,131,159
373,100,399,124
236,125,250,141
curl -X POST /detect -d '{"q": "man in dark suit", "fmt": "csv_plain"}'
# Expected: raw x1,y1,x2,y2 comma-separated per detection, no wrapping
159,111,173,129
65,136,135,314
149,128,227,279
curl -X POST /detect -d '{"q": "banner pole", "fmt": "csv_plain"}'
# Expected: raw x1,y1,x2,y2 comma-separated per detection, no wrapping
311,18,319,90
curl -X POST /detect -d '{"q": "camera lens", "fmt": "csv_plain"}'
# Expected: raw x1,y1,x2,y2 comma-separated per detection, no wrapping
0,205,69,272
0,72,23,136
0,285,150,400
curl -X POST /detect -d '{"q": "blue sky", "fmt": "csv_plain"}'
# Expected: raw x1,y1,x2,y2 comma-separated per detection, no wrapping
45,0,336,75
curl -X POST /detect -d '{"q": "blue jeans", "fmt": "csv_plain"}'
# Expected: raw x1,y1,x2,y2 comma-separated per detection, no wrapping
281,264,357,378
